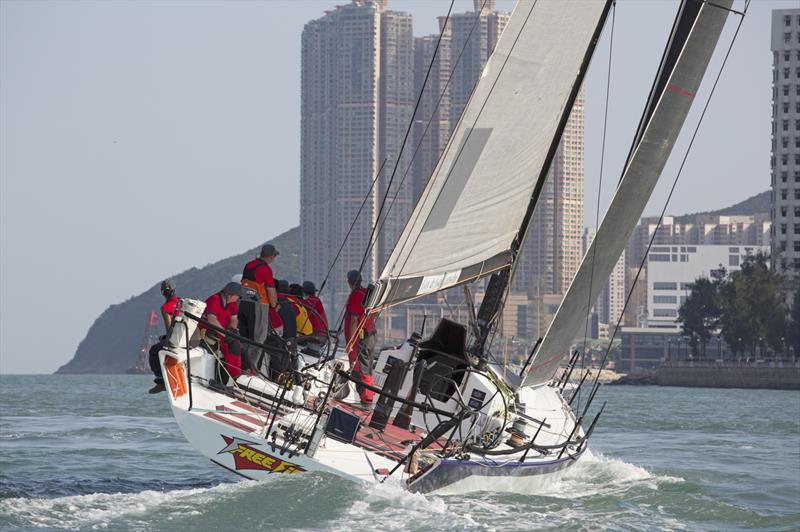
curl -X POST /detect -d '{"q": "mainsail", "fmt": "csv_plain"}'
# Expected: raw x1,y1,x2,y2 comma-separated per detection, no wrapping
521,0,732,388
367,0,612,310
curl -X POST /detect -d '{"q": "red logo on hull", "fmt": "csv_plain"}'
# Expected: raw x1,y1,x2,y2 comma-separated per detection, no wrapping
218,435,305,474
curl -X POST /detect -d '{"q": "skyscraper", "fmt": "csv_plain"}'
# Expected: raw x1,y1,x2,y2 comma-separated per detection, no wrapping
300,1,414,315
412,23,451,203
446,1,511,128
770,8,800,299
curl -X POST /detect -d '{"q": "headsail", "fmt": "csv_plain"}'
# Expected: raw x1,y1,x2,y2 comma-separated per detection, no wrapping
521,0,732,388
367,0,612,311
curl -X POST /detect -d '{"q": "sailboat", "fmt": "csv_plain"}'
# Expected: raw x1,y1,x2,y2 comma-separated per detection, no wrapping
157,0,734,494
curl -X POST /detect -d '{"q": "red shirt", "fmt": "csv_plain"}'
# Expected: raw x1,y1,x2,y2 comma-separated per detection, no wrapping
304,295,328,335
243,258,274,288
161,296,181,316
345,287,375,340
201,292,235,331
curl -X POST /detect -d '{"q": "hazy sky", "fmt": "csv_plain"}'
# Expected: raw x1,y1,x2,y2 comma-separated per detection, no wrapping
0,0,792,374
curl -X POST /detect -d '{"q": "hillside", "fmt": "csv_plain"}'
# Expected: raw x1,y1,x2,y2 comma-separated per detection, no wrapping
56,227,300,374
672,190,769,224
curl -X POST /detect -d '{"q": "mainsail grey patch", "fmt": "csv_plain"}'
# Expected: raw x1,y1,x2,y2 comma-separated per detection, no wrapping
422,128,492,232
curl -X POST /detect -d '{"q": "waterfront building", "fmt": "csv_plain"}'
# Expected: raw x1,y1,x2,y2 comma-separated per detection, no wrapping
300,1,414,316
646,244,769,329
617,327,679,373
770,8,800,299
623,214,771,327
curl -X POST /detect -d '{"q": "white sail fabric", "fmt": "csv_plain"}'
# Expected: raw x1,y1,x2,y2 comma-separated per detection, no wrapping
521,0,732,388
368,0,610,310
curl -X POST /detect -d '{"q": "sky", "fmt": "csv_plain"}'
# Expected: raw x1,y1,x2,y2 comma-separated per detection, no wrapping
0,0,794,374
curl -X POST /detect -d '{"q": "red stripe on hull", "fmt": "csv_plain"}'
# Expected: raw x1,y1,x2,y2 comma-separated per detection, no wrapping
204,412,257,433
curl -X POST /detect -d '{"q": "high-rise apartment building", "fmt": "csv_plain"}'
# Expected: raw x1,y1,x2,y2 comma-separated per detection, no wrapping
770,8,800,299
300,1,414,315
412,24,451,203
446,1,511,128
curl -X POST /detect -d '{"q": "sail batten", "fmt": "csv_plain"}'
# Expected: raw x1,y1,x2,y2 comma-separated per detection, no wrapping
368,0,612,310
521,0,732,388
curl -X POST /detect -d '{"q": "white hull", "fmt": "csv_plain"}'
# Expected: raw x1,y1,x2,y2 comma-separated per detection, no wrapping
159,339,589,495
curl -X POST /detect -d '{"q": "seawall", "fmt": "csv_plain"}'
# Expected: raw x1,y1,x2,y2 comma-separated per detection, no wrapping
657,361,800,390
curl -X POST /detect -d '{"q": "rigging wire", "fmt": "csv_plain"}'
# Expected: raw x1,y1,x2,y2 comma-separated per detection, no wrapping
585,0,750,404
357,0,456,276
578,2,615,410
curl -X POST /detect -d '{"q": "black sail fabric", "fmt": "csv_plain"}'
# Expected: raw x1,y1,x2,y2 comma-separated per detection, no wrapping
521,0,732,388
368,0,611,310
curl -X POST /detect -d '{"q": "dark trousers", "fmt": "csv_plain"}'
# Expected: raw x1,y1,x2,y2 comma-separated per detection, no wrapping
148,338,167,384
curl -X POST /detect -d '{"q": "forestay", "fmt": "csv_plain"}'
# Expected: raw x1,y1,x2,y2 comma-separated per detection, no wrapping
521,0,732,388
367,0,611,311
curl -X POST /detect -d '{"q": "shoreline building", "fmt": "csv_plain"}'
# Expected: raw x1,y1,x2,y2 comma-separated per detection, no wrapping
624,213,771,327
770,8,800,300
646,243,770,330
300,0,414,316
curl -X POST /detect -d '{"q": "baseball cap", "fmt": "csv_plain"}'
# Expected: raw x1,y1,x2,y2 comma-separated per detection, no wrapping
260,244,279,258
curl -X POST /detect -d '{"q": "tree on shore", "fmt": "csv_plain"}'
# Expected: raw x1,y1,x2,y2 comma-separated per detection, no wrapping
677,277,720,359
678,254,787,360
716,254,786,358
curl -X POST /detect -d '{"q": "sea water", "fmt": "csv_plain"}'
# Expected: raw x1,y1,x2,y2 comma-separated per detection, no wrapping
0,375,798,531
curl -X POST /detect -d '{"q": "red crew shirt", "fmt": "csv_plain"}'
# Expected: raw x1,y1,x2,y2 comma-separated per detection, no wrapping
201,292,235,331
304,295,328,335
161,296,181,316
243,258,275,288
243,258,282,329
344,287,376,341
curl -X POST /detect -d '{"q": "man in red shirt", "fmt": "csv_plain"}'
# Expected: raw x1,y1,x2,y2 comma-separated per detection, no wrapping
148,279,181,394
302,281,328,337
345,270,376,405
200,282,243,381
242,244,282,334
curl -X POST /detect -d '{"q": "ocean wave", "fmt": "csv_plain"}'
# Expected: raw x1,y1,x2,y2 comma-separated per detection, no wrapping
0,480,257,530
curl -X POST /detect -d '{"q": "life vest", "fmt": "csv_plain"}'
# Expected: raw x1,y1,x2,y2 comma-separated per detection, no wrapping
242,259,270,304
287,296,313,336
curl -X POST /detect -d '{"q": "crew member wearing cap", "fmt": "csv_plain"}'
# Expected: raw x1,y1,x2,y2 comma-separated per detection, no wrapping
275,280,297,339
345,270,377,405
242,244,283,334
200,282,243,379
148,279,181,394
302,281,328,337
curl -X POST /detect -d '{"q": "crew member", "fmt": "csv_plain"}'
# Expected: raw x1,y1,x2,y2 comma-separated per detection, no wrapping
242,244,282,335
288,284,313,336
275,280,297,339
148,279,181,394
302,281,328,337
345,270,376,405
200,282,243,380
